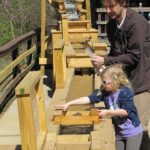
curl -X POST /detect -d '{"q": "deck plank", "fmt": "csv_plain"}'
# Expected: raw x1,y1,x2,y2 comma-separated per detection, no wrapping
0,100,20,145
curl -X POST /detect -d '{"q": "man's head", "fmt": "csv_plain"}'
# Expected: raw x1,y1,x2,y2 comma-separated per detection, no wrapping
102,0,129,20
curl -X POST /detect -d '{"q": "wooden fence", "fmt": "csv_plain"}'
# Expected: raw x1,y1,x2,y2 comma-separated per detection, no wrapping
0,28,41,112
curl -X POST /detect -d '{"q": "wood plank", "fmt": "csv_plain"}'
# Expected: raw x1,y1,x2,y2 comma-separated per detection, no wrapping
94,74,101,90
65,44,76,56
0,145,21,150
53,39,64,49
56,135,90,150
17,96,37,150
16,71,47,150
92,42,107,52
66,110,90,116
53,109,100,125
59,20,91,30
75,0,84,11
37,132,47,150
69,36,91,43
40,0,46,74
92,119,115,150
69,31,99,43
51,30,62,80
85,0,91,21
79,9,87,20
72,43,85,49
53,116,94,125
43,133,57,150
53,43,67,88
47,69,75,132
0,46,36,82
39,58,47,65
15,71,42,95
67,57,93,68
61,14,69,44
0,100,20,145
37,79,47,132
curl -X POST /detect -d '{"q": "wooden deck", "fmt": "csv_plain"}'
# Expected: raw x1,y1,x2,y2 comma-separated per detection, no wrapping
0,100,21,150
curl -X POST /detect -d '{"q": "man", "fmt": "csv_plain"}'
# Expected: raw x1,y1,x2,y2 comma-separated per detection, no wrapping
91,0,150,130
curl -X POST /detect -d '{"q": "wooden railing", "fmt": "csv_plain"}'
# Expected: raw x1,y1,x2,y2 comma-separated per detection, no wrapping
16,71,47,150
0,23,58,112
0,28,41,112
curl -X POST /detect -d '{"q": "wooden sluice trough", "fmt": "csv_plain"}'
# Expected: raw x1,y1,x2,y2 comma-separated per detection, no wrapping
44,69,116,150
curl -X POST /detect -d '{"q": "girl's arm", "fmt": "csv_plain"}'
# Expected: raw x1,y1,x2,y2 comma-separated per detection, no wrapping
55,96,90,111
98,109,128,118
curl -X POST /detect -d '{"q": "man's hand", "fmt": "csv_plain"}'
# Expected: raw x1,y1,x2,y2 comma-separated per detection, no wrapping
91,55,104,69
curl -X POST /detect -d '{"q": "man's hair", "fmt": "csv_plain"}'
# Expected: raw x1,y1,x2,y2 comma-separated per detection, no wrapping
116,0,129,7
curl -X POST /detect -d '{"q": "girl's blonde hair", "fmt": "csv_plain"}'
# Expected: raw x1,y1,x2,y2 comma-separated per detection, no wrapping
100,64,132,90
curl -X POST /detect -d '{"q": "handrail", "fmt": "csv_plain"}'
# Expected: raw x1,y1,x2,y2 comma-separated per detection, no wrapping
0,25,57,111
0,28,41,111
0,28,40,57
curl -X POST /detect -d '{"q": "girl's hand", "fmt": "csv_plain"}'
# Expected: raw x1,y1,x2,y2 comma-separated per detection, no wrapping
98,109,109,118
55,103,69,111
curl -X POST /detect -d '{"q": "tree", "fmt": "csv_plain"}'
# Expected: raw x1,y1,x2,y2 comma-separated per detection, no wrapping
0,0,32,45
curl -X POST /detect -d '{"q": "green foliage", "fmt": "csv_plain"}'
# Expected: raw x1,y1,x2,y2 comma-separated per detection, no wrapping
0,19,12,45
0,0,33,46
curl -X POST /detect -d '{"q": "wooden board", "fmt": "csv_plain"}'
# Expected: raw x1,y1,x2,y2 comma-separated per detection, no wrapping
53,109,100,125
56,135,90,150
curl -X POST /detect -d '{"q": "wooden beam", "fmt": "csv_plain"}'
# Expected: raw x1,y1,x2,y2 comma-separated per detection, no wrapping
47,68,75,132
39,58,47,65
61,14,69,45
92,42,107,52
16,71,42,95
17,96,37,150
68,29,99,43
85,0,91,21
59,20,91,30
67,57,92,68
53,115,94,125
53,39,67,88
0,46,36,83
79,9,87,20
75,0,84,10
40,0,46,74
51,30,63,82
16,71,47,150
53,109,100,125
56,135,90,150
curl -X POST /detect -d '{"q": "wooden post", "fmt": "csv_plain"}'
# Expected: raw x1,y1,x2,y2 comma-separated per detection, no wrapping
53,39,67,88
61,14,69,45
16,71,47,150
40,0,46,75
79,9,87,20
51,30,62,83
85,0,91,21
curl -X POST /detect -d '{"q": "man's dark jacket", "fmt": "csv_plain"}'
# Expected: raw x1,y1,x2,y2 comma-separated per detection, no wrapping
104,8,150,94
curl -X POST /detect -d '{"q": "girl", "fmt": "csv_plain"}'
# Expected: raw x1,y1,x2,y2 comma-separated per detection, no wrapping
56,64,143,150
